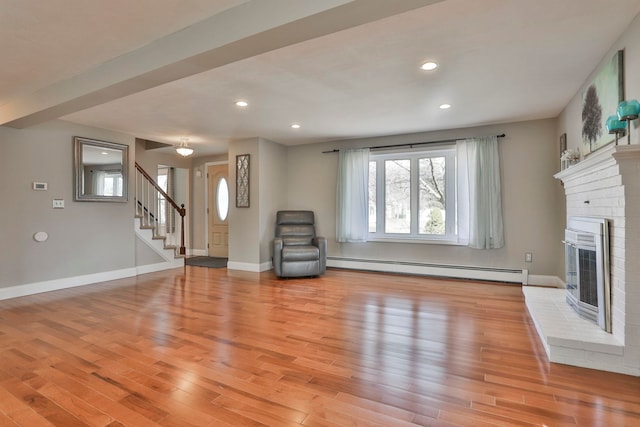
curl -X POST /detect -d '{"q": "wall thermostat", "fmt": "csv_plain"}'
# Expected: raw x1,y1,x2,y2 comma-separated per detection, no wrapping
33,182,48,191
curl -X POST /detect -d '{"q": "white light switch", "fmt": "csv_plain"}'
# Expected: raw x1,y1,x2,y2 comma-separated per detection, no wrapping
52,199,64,209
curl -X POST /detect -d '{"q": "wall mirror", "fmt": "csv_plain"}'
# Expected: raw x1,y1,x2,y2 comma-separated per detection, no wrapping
74,136,128,202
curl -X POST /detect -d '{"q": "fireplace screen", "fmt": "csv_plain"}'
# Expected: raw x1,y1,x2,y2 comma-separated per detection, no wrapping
578,249,598,306
564,217,611,332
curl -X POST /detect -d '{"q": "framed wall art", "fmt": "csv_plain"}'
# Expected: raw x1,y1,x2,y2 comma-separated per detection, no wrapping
236,154,250,208
581,49,624,156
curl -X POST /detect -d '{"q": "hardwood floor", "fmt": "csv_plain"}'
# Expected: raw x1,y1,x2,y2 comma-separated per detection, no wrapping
0,267,638,426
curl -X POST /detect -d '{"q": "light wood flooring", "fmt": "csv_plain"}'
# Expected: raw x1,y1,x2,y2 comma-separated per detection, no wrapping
0,267,638,426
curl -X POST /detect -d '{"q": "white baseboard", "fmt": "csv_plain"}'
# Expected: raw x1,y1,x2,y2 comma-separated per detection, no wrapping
188,249,207,256
0,258,186,301
227,261,272,272
136,259,184,275
0,267,138,301
1,257,555,301
327,257,526,284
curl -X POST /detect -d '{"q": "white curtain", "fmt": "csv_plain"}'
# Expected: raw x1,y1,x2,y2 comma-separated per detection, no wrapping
92,170,106,196
336,148,370,242
456,136,504,249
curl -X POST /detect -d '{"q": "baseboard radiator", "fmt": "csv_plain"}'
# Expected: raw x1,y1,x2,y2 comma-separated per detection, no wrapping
327,256,527,284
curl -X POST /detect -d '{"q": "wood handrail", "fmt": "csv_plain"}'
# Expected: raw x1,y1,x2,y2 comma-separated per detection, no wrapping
135,162,186,255
135,162,185,215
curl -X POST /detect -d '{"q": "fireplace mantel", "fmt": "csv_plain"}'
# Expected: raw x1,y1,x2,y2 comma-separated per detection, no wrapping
524,143,640,376
554,144,640,182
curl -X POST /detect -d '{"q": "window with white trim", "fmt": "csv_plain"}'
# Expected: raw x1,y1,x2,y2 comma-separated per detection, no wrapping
368,146,456,242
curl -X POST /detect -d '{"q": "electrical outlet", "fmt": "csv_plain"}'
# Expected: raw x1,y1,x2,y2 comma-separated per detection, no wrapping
525,252,533,263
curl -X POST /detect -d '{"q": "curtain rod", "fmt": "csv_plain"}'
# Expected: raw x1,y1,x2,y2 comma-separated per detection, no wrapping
322,133,506,154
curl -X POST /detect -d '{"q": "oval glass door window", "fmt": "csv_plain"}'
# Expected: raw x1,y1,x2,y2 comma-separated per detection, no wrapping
216,177,229,221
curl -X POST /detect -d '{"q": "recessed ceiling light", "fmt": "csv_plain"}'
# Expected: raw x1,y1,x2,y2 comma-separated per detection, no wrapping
291,123,301,129
421,61,438,71
235,100,248,107
439,104,451,110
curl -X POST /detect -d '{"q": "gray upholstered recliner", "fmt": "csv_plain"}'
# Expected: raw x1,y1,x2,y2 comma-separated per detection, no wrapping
273,210,327,278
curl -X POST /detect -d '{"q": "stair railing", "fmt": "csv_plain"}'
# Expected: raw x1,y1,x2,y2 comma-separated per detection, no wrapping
134,162,186,256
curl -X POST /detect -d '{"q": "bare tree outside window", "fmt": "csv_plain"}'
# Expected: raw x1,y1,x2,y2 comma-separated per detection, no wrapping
368,147,455,240
385,160,411,233
419,157,446,235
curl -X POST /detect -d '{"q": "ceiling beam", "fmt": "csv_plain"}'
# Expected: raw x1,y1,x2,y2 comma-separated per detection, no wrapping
0,0,442,129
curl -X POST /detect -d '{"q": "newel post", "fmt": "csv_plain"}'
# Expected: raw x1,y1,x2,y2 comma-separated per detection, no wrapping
179,203,186,255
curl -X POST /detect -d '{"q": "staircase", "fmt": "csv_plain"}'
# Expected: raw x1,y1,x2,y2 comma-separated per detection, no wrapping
134,162,186,267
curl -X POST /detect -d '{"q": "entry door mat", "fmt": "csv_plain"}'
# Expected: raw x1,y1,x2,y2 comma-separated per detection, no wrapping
185,256,228,268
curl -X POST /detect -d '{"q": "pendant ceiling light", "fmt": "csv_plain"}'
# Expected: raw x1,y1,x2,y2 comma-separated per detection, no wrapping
176,138,194,157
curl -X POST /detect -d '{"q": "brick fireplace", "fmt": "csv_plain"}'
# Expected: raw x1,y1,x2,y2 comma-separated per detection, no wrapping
523,144,640,376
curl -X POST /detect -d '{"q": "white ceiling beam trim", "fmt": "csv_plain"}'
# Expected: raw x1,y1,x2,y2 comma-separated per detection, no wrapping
0,0,442,129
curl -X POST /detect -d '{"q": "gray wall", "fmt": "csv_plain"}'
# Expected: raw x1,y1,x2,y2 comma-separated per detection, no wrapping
228,138,261,265
286,119,562,276
0,115,563,289
0,120,135,288
135,236,165,265
257,138,287,264
225,137,287,268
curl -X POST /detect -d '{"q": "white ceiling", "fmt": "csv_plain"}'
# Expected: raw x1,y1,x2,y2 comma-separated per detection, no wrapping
2,0,640,156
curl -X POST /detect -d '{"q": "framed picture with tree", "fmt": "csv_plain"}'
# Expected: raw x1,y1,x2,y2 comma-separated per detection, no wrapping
581,49,624,156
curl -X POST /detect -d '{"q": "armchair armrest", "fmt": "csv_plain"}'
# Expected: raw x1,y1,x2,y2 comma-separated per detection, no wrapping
313,236,327,274
273,237,284,276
